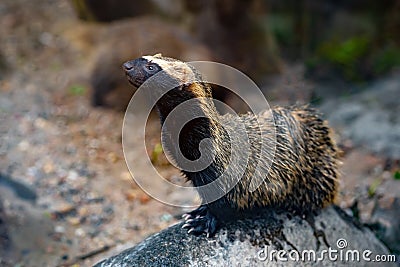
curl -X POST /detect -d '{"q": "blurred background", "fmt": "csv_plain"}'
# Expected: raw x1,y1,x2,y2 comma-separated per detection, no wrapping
0,0,399,266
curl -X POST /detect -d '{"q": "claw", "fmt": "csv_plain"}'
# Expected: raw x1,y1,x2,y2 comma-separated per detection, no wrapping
181,205,220,237
182,223,191,229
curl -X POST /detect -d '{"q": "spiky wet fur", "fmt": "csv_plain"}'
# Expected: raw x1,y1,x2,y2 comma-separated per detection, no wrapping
123,54,340,237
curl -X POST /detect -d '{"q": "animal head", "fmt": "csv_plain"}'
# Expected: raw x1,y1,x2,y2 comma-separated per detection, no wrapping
123,54,211,98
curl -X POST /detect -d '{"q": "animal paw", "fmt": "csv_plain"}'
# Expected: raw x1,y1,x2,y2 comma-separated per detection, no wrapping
182,205,219,237
181,205,208,221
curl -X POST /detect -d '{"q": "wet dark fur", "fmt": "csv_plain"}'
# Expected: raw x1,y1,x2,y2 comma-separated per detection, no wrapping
123,55,340,237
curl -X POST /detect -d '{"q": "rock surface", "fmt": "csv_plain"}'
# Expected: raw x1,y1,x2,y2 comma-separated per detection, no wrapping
319,73,400,159
368,197,400,255
95,206,396,266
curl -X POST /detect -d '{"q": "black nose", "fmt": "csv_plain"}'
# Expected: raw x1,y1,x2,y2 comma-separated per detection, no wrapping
123,61,134,71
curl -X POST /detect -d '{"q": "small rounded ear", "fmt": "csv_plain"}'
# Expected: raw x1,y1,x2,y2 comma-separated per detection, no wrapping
153,53,162,58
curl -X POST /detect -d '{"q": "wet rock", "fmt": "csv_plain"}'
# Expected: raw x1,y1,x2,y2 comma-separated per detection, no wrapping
95,206,395,267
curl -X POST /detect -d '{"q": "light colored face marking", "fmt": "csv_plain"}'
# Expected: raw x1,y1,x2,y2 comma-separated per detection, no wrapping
142,55,196,84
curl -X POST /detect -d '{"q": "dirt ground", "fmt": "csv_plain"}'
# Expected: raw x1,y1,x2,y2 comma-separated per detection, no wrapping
0,1,187,266
0,1,399,266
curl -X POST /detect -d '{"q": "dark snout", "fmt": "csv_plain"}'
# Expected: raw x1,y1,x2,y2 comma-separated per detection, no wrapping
122,61,135,71
122,58,147,88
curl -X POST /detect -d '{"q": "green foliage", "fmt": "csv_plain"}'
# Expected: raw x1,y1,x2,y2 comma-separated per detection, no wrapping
368,178,381,198
372,45,400,75
319,37,370,66
151,143,164,164
267,15,293,46
394,170,400,180
68,84,87,96
306,36,400,81
316,36,371,81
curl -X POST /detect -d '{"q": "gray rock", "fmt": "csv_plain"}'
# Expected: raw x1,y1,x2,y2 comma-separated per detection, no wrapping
369,197,400,255
319,74,400,159
95,206,397,266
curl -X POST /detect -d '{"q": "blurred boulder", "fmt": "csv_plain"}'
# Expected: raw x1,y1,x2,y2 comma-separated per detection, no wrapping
70,0,283,82
62,17,216,111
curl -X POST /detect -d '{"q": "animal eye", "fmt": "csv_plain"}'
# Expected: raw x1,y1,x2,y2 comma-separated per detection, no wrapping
146,64,156,71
